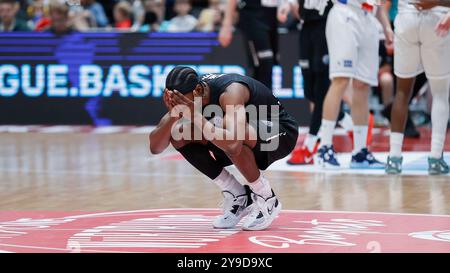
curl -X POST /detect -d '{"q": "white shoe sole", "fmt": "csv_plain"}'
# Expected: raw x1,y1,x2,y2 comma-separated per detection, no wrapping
315,155,340,169
316,161,341,169
349,162,385,169
212,207,251,229
242,202,282,231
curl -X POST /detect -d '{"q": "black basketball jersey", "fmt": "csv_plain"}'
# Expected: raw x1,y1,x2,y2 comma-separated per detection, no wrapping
299,0,333,23
200,73,284,120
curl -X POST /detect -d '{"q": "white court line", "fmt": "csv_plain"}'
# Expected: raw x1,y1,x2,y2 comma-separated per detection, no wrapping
92,126,128,134
0,243,136,253
0,227,419,237
59,208,450,220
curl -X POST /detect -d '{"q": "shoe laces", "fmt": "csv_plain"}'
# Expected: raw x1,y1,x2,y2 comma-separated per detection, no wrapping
366,152,375,161
218,191,237,213
248,193,265,219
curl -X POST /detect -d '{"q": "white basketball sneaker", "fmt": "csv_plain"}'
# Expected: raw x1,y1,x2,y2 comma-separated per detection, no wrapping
242,190,282,231
213,185,253,229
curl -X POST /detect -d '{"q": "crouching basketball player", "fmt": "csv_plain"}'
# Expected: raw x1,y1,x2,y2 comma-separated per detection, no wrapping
149,67,299,230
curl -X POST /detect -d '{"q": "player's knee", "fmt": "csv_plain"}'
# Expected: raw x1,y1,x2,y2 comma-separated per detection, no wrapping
331,77,350,90
353,79,370,91
224,143,245,158
429,78,450,96
224,148,241,158
380,72,394,84
170,138,189,150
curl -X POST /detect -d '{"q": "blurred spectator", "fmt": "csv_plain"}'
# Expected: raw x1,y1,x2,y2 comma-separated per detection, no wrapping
163,0,197,32
0,0,30,31
0,0,240,32
27,0,45,26
196,0,222,32
143,0,165,24
67,2,89,31
97,0,118,24
46,0,74,34
27,0,51,31
81,0,109,28
113,0,132,29
139,10,158,31
131,0,144,30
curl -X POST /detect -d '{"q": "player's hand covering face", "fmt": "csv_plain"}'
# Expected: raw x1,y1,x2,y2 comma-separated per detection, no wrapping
163,88,176,111
170,90,202,121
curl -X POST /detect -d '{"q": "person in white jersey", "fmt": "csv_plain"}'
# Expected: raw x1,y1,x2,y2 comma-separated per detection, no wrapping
386,0,450,175
314,0,394,168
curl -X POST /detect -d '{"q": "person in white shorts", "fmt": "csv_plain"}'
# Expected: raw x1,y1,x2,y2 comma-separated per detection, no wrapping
315,0,394,168
386,0,450,175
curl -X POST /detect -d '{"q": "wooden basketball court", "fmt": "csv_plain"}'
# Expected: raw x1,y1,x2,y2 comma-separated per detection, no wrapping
0,126,449,253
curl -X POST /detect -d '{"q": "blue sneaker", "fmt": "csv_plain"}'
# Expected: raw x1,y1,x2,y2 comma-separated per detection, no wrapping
316,145,340,168
428,157,449,175
385,156,403,174
350,148,385,169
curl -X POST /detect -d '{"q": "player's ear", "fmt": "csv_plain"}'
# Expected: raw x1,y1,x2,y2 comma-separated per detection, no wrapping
193,84,204,97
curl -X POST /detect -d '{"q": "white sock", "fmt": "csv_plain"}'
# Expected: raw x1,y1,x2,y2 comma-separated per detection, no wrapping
389,132,404,158
338,112,354,132
431,133,446,159
213,169,245,196
319,119,335,147
304,134,319,152
352,125,368,154
429,78,450,159
249,174,272,199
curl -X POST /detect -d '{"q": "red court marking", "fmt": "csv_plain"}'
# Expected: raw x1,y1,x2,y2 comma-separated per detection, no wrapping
0,209,449,253
333,127,444,153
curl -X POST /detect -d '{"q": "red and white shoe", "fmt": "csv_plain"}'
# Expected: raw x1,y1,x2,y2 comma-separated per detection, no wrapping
287,142,319,165
347,113,374,147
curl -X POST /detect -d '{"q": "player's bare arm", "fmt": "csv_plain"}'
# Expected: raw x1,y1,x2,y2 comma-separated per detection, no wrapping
218,0,237,47
212,83,252,156
376,5,394,48
171,83,253,157
149,89,181,154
